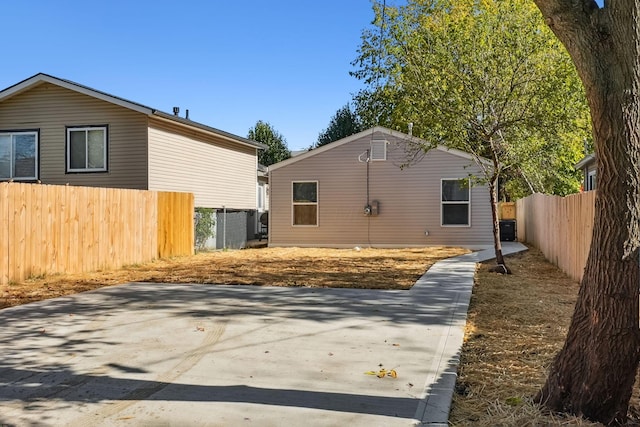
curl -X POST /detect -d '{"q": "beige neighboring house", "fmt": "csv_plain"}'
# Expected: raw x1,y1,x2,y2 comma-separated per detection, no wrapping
0,73,266,248
268,126,493,249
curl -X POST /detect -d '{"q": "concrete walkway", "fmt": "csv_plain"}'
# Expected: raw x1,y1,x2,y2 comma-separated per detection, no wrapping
0,242,526,426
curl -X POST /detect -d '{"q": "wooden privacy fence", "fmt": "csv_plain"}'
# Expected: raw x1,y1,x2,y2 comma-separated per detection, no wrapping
1,182,194,286
516,191,595,282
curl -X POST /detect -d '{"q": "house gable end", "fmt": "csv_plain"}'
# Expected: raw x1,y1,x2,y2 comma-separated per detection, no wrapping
0,73,265,152
269,126,489,171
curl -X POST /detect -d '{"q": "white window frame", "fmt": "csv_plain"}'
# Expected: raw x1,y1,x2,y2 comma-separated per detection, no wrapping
370,140,387,161
292,181,318,227
587,170,596,191
66,126,108,173
257,182,266,212
0,130,39,181
441,178,471,227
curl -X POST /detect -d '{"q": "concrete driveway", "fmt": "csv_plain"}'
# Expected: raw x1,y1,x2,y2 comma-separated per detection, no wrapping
0,243,526,426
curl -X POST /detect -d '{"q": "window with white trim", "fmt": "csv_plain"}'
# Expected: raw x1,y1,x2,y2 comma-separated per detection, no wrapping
370,140,387,161
66,126,107,172
587,170,596,191
0,130,38,180
292,181,318,226
257,182,266,211
441,178,470,226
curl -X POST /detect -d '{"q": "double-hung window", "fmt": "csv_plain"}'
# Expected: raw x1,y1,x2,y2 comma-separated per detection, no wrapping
292,181,318,226
0,130,38,180
441,178,470,226
66,126,107,172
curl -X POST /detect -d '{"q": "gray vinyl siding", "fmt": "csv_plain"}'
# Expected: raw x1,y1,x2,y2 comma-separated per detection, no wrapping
269,130,493,248
148,119,257,209
0,83,148,189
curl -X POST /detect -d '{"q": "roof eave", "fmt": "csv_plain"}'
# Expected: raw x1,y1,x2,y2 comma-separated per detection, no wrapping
0,73,266,151
574,153,595,170
151,112,267,150
0,73,154,115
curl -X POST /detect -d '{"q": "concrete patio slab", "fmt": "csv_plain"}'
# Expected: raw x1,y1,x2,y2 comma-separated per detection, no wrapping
0,242,527,426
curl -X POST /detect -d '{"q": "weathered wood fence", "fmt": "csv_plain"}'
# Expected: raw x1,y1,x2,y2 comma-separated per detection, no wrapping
1,182,194,285
516,191,595,282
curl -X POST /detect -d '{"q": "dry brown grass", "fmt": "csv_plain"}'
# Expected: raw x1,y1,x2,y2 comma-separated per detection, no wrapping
451,246,640,426
0,246,467,309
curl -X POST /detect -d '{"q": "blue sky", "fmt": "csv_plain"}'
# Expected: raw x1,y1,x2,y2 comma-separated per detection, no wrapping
1,1,380,150
2,1,606,151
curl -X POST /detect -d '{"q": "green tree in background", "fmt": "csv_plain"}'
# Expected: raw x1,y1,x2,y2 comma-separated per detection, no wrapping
352,0,590,270
247,120,291,166
352,0,590,199
315,104,364,148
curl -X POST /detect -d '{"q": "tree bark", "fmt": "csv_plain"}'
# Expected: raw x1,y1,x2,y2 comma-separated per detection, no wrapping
532,1,640,424
488,177,508,271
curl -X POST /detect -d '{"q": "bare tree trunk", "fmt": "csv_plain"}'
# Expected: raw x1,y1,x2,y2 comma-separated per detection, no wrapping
532,2,640,423
488,178,509,272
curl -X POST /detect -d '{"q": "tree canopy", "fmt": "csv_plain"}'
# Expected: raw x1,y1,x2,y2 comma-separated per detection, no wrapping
352,0,591,199
315,104,363,148
247,120,291,166
351,0,591,268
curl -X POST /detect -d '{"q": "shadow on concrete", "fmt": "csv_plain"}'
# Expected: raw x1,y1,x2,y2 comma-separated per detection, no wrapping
0,365,418,418
0,246,529,425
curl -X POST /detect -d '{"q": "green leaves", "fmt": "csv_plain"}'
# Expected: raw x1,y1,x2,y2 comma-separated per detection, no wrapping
247,121,291,167
315,104,363,148
352,0,591,197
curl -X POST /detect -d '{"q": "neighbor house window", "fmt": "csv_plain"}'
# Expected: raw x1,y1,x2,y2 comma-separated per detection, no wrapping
587,170,596,191
0,130,38,180
257,182,266,211
441,178,470,226
370,140,387,161
292,181,318,226
66,126,107,172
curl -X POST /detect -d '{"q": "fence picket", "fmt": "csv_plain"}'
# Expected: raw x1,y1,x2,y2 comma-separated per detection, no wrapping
517,191,596,282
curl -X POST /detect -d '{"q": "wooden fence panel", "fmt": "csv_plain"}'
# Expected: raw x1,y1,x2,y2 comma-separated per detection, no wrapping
157,192,194,258
0,184,8,285
516,191,596,282
1,183,193,286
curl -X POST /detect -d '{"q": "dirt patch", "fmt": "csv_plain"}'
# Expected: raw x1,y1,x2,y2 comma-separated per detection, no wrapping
450,246,640,426
1,246,468,309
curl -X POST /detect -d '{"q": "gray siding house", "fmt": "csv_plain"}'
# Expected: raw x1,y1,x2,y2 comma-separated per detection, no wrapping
268,127,493,249
0,73,266,248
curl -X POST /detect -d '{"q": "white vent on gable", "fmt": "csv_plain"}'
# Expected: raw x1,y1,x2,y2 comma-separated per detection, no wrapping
370,140,387,161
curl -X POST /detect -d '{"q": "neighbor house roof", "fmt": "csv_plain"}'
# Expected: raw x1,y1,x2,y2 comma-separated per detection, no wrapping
574,153,595,170
269,126,490,171
0,73,266,151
